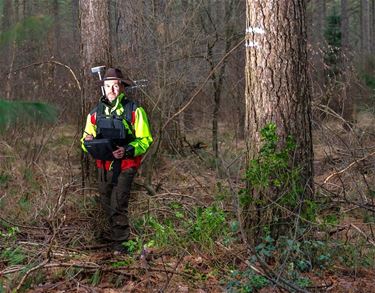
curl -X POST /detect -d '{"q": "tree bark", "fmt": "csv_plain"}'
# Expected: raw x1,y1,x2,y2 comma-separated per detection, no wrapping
79,0,112,188
244,0,314,240
72,0,80,45
79,0,111,114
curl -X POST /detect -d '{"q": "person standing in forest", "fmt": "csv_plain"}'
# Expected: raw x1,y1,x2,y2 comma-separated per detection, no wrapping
81,68,153,254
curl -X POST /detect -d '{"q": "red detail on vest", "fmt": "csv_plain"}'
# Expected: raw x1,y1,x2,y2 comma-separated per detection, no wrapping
96,160,112,170
91,112,97,125
131,111,135,125
96,156,142,171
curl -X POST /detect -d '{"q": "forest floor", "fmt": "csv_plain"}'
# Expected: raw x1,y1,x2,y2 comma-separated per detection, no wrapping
1,111,375,292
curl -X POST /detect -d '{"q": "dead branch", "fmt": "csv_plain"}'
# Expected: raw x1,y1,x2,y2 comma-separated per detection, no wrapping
159,253,186,292
324,150,375,183
313,102,354,131
1,261,195,280
350,224,375,247
161,37,245,132
9,59,81,91
0,215,49,231
15,259,49,292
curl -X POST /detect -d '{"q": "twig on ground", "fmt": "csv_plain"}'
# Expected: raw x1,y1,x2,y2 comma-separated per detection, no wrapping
15,259,49,292
350,224,375,247
0,216,49,231
324,150,375,183
159,253,186,292
1,261,195,280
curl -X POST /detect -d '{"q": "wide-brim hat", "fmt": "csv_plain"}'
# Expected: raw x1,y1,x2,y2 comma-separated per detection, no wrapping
99,68,134,87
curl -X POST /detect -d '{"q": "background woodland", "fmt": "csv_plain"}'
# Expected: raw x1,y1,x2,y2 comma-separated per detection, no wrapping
0,0,375,292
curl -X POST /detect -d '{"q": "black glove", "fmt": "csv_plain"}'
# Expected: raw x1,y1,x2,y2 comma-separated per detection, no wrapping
124,145,135,158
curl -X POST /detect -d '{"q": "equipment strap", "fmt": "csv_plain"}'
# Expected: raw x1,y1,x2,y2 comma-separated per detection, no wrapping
96,97,138,185
112,159,122,185
96,97,137,126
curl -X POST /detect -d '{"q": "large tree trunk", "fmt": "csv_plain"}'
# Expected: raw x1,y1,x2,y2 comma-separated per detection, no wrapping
79,0,111,112
79,0,112,189
244,0,313,241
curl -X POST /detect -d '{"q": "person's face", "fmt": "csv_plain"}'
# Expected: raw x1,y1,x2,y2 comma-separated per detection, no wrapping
104,80,124,102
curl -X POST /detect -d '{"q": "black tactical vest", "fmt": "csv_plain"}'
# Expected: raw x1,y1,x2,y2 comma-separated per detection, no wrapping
95,97,137,142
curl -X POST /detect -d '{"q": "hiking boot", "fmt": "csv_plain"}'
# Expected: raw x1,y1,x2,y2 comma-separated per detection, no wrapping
112,242,128,255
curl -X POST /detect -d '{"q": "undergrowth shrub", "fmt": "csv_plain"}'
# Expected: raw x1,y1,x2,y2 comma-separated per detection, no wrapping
132,204,230,253
240,123,316,241
234,123,375,289
188,205,226,248
225,268,269,292
0,224,25,266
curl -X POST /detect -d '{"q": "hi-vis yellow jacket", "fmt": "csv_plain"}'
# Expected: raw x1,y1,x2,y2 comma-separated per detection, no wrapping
81,93,153,171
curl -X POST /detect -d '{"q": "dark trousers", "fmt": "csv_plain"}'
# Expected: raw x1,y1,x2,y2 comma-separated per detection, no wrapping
98,167,136,242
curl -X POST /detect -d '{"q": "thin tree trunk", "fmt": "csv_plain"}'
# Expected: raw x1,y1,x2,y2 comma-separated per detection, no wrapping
361,0,371,54
341,0,350,52
316,0,326,43
372,0,375,52
310,0,326,97
3,0,15,100
52,0,60,59
211,0,235,160
340,0,355,124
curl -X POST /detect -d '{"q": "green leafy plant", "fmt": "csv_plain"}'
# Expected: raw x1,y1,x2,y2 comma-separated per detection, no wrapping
132,204,229,252
241,123,301,207
121,237,153,255
0,226,19,239
255,235,276,258
225,269,269,292
111,259,133,268
188,205,226,249
240,123,313,240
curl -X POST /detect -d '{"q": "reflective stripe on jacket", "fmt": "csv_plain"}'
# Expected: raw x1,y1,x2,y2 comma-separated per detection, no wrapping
81,93,153,171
